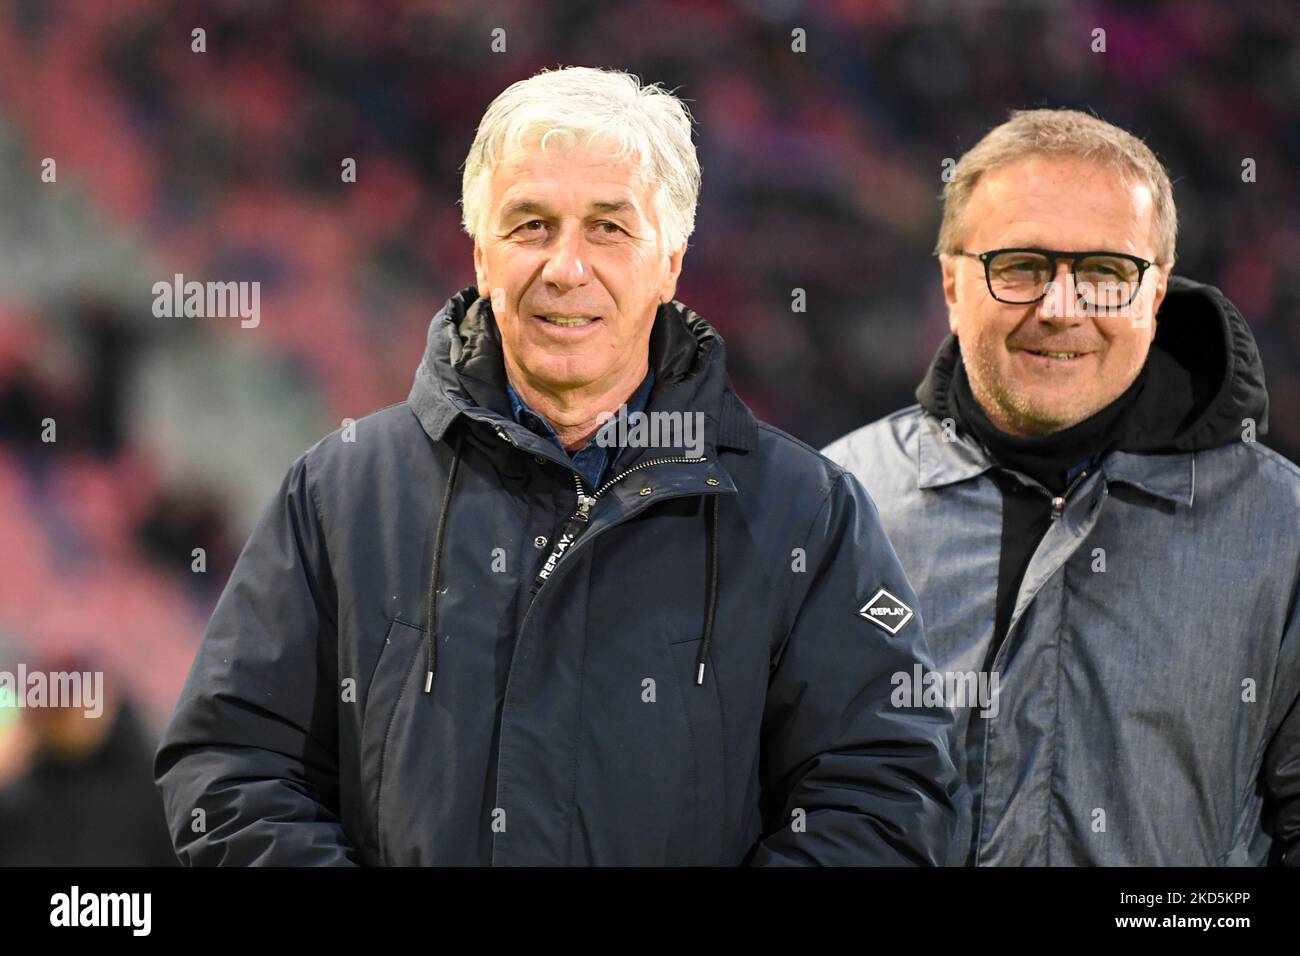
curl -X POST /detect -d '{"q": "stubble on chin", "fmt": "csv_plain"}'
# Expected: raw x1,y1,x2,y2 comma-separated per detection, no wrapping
963,343,1085,436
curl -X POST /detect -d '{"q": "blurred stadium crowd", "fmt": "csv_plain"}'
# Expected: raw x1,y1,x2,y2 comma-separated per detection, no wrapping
0,0,1296,862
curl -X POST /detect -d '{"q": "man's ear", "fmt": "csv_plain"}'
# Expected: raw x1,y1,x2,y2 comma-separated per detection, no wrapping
659,242,686,304
940,255,961,336
1139,263,1173,343
474,242,489,298
1148,263,1173,321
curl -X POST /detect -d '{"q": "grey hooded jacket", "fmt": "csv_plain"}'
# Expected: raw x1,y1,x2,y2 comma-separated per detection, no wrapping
823,276,1300,866
155,288,967,866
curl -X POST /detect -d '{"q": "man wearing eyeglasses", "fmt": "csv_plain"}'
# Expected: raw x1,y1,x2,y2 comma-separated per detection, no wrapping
824,109,1300,866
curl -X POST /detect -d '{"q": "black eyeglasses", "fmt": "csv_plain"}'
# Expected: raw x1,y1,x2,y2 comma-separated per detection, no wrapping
954,247,1153,308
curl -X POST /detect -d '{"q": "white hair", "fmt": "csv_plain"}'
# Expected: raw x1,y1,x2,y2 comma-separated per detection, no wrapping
460,66,700,252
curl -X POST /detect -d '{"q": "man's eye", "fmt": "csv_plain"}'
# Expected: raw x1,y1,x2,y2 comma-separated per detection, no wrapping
594,221,624,234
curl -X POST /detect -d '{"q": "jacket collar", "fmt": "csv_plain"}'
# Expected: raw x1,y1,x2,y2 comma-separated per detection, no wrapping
916,415,994,489
407,287,758,456
916,409,1195,506
1101,450,1196,507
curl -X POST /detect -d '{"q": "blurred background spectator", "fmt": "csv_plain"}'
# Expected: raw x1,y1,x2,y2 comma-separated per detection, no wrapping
0,0,1295,861
0,650,176,865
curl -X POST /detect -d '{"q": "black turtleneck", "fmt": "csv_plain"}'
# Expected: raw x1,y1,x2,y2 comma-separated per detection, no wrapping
950,357,1148,662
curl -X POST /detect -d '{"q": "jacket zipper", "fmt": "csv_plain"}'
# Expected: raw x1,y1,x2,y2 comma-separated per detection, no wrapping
493,453,712,863
973,463,1095,866
529,456,709,595
989,463,1094,674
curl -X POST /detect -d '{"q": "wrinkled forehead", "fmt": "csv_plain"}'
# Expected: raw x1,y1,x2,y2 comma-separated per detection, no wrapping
968,155,1157,254
490,133,656,209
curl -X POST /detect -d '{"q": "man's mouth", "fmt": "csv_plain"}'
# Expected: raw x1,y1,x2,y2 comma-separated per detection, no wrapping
1015,347,1090,361
535,314,601,328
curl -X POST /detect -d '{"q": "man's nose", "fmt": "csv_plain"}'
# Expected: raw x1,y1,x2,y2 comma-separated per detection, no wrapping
1036,259,1081,324
541,223,589,294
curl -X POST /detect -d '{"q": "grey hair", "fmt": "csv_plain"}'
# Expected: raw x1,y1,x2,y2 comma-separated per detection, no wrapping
936,108,1177,265
461,66,700,252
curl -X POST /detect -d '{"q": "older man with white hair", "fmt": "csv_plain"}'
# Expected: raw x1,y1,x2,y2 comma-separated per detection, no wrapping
155,66,967,866
825,109,1300,866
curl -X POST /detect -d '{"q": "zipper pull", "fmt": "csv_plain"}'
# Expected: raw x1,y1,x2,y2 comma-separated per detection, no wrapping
530,509,590,594
530,480,596,595
1050,467,1089,521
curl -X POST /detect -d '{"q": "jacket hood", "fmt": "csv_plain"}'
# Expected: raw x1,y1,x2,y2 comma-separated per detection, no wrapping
917,274,1270,453
407,286,757,454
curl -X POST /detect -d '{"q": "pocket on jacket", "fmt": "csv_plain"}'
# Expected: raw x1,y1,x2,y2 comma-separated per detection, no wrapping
359,617,425,863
